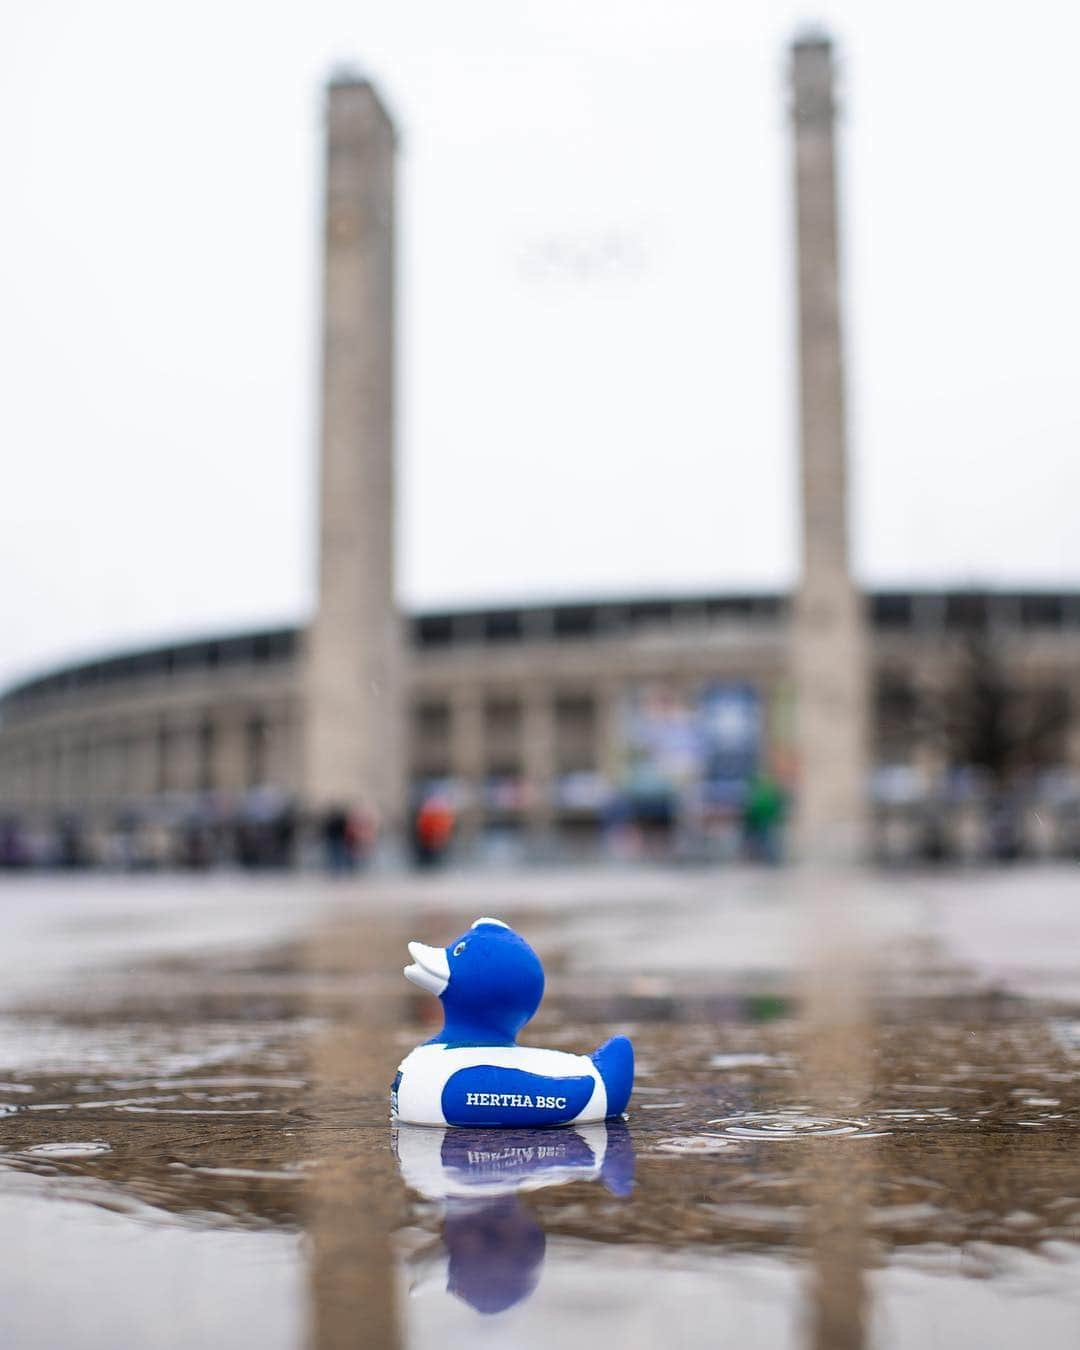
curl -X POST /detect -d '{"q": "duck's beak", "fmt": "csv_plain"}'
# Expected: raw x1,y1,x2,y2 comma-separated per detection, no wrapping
404,941,450,996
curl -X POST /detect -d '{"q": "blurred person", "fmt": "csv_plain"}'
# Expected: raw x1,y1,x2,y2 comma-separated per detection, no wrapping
411,791,455,868
55,813,86,869
602,792,640,860
345,804,377,865
271,800,298,868
179,808,215,869
636,787,676,858
0,816,28,868
917,803,951,864
741,770,786,864
321,803,376,870
321,806,352,872
987,792,1024,863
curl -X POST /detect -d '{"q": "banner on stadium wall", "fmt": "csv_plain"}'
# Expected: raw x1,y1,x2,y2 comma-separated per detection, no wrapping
619,684,701,791
697,682,763,804
618,681,762,802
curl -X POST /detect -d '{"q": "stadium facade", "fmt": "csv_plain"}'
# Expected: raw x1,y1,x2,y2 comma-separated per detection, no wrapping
1,589,1079,862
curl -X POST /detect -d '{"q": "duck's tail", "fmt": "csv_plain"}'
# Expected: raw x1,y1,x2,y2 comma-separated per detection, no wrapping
591,1035,634,1117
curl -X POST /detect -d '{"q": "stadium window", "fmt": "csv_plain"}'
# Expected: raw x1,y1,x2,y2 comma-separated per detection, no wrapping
873,594,914,629
415,701,451,742
417,616,454,648
1019,594,1064,629
553,607,597,639
483,611,522,643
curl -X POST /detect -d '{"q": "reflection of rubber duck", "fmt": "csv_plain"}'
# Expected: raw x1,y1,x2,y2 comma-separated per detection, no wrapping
394,1119,636,1199
445,1196,545,1314
394,918,634,1127
394,1120,635,1314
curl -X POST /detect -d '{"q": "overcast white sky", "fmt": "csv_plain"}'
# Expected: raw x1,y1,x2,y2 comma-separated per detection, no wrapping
2,0,1078,688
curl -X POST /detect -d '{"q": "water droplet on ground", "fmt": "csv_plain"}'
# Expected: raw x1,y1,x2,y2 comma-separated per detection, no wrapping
653,1135,734,1154
709,1110,882,1139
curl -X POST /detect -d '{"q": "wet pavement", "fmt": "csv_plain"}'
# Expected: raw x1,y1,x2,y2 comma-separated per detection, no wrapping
2,866,1080,1348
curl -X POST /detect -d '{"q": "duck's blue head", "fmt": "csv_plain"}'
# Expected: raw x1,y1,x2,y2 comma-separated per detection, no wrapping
404,917,544,1047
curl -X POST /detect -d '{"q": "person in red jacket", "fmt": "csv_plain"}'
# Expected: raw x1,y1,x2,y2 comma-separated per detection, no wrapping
412,793,455,868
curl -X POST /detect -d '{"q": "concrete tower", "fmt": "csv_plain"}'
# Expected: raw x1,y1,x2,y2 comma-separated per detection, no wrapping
789,32,869,863
303,74,403,830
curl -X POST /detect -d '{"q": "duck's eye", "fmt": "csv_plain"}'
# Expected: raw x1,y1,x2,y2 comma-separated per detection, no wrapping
453,942,467,957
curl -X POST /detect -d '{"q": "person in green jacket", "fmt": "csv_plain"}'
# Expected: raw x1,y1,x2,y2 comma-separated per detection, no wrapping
742,771,786,864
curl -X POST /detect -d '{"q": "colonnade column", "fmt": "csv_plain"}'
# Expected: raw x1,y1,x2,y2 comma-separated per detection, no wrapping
597,680,625,788
449,687,484,839
213,705,250,797
522,686,555,837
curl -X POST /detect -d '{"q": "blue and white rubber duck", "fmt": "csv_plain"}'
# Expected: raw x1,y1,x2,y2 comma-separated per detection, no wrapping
393,917,634,1127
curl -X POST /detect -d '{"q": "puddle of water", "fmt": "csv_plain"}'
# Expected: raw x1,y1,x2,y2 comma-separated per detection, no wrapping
0,1169,304,1349
1,877,1080,1349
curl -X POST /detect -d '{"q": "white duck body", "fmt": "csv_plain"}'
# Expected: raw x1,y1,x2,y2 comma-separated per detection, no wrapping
393,1043,608,1128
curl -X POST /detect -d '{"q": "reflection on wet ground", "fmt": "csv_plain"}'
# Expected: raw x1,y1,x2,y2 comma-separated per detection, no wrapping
393,1121,635,1315
1,870,1080,1347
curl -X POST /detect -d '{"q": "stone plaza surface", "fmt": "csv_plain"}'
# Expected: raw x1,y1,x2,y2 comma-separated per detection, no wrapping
1,864,1080,1348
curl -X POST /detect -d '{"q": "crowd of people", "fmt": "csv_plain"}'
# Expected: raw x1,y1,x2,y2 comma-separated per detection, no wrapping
0,790,461,873
5,769,1074,871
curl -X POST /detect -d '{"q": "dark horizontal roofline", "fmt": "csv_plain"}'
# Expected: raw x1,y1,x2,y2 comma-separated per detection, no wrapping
0,625,301,708
3,588,1080,708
